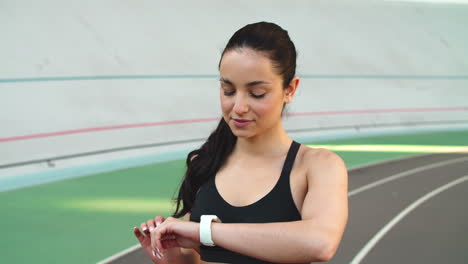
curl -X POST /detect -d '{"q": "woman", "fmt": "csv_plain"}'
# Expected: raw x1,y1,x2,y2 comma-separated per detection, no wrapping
133,21,348,264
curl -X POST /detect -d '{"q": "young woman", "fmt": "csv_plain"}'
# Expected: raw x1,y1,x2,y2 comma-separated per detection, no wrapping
133,21,348,264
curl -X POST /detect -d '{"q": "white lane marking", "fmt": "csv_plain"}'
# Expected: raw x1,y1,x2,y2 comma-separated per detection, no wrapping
96,243,141,264
348,156,468,197
350,174,468,264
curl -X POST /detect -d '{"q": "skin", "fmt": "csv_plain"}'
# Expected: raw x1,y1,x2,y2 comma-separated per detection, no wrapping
133,48,348,264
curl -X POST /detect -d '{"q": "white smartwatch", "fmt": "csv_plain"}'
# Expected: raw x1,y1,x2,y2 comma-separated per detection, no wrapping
200,215,221,246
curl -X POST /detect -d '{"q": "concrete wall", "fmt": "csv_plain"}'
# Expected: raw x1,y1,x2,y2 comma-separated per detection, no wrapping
1,0,468,172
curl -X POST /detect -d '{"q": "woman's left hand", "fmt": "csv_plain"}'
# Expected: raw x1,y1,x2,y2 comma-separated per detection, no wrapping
150,217,201,254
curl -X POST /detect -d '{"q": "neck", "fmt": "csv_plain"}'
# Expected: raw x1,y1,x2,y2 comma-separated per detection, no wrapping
234,121,292,157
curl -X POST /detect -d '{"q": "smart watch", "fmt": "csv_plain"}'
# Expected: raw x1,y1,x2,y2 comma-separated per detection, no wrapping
200,215,221,246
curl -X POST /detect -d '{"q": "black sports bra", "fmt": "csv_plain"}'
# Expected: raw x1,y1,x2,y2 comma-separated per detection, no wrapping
190,141,309,264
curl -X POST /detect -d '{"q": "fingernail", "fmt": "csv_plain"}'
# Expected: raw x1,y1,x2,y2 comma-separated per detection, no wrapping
149,226,154,232
156,221,161,227
157,247,164,257
152,250,161,259
142,227,148,232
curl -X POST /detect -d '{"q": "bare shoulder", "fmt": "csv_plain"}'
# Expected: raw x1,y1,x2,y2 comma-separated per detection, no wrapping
299,144,348,180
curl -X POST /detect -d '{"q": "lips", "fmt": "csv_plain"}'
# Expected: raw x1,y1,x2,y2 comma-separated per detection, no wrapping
232,118,252,128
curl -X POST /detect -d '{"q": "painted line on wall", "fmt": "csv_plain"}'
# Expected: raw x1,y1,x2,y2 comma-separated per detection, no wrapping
287,120,468,134
300,74,468,80
1,107,468,143
0,117,219,143
1,74,468,83
287,107,468,116
0,74,219,83
3,126,468,192
310,145,468,153
0,147,192,192
0,137,206,169
2,120,468,169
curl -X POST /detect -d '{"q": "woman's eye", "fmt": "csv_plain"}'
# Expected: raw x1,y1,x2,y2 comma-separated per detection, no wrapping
223,90,235,96
251,93,265,98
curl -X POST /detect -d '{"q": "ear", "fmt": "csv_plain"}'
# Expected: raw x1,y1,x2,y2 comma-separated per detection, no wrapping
283,77,300,104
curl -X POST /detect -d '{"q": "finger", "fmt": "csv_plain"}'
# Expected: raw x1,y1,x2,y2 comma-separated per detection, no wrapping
147,219,156,232
161,239,179,249
154,215,165,227
133,227,145,243
140,222,150,235
155,226,165,252
152,249,162,260
151,229,158,255
149,227,164,259
151,225,164,253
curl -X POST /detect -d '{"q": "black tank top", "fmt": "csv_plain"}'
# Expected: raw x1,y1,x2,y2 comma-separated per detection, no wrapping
190,141,308,264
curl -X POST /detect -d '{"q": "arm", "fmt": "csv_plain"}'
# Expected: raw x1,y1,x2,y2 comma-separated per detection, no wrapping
179,213,202,264
209,149,348,263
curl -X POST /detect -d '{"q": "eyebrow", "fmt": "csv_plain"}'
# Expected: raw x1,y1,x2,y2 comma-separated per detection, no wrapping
219,77,271,87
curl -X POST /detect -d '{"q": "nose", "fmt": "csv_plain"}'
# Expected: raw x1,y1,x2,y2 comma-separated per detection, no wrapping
233,94,249,115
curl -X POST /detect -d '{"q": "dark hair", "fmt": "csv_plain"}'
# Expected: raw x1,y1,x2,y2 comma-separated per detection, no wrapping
172,21,297,218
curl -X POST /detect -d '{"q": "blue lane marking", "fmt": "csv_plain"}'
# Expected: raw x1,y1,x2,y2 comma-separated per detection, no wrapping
1,74,468,83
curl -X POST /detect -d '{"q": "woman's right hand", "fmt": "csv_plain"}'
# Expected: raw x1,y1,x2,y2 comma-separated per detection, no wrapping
133,216,181,264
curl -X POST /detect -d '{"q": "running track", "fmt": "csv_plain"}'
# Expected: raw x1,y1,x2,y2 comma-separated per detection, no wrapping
101,152,468,264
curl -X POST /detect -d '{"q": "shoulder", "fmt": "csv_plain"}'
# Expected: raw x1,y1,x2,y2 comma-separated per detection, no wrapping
299,144,345,166
299,144,348,181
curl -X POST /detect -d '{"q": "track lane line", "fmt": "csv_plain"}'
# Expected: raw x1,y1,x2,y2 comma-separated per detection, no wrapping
348,156,468,197
350,174,468,264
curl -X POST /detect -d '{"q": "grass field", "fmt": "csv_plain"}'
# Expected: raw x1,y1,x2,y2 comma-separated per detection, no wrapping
1,130,467,263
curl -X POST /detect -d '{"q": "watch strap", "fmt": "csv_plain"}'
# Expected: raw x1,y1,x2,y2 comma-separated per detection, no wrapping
200,215,220,246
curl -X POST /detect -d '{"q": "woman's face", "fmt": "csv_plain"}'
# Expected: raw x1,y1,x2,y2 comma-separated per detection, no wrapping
218,48,294,139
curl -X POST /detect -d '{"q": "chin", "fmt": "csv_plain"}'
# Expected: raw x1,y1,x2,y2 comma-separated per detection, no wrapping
233,133,251,138
233,130,260,139
229,127,254,138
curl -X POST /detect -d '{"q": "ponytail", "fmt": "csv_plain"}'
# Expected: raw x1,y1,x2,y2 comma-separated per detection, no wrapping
172,118,236,218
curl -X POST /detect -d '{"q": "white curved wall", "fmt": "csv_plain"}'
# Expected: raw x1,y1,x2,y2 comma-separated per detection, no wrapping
1,0,467,171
